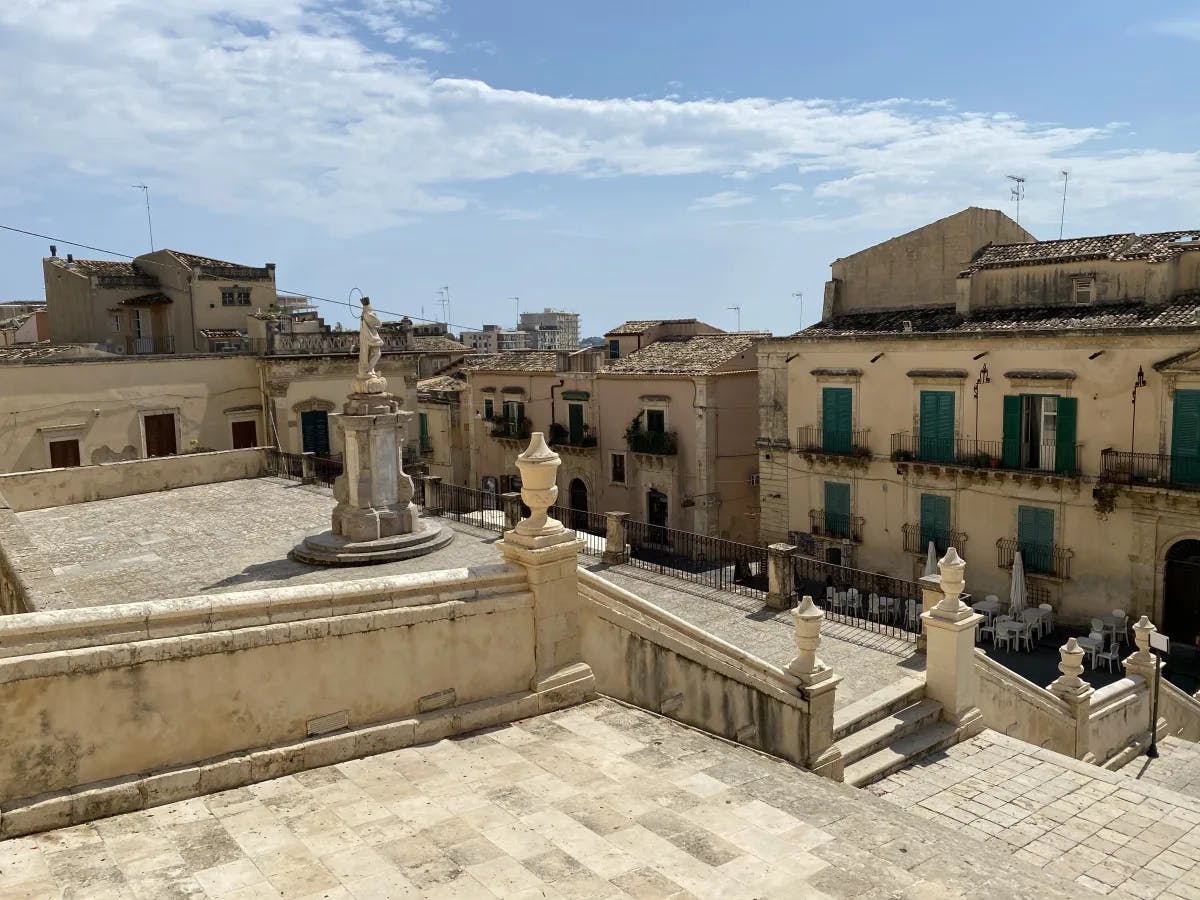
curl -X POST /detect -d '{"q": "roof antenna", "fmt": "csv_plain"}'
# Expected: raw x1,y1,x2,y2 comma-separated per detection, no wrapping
1006,175,1025,227
131,184,154,252
727,305,741,331
1059,170,1070,239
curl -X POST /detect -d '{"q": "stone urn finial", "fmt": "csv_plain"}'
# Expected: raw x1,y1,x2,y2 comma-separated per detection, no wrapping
934,547,966,614
786,595,831,685
515,433,565,537
1130,615,1156,667
1048,636,1091,700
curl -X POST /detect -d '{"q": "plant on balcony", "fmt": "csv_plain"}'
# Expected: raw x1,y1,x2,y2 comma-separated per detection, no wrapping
1092,483,1118,520
625,414,677,454
548,422,569,445
890,448,914,463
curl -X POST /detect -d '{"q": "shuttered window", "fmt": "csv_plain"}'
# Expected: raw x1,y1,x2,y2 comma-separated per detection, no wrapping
920,493,951,554
822,387,853,454
300,410,330,456
483,398,494,420
824,481,851,539
919,391,954,462
1054,397,1078,474
1172,390,1200,485
1017,506,1055,575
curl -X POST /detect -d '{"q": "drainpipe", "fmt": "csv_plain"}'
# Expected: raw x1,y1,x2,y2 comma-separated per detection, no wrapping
550,378,565,426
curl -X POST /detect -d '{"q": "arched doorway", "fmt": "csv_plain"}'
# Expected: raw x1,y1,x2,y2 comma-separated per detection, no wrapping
568,478,588,530
1164,540,1200,650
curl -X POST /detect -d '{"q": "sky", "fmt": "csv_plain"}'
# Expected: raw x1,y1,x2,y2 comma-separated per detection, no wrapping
2,1,1199,338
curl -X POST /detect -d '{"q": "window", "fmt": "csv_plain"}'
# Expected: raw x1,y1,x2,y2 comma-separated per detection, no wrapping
919,493,951,555
483,398,494,420
300,410,330,456
230,420,258,449
608,339,620,359
48,439,81,468
1002,394,1077,474
1072,277,1094,304
1017,506,1055,575
611,452,626,483
645,409,666,433
918,390,954,462
109,313,121,333
1171,390,1200,485
132,308,145,338
824,481,851,539
221,288,251,306
568,403,585,444
822,387,853,454
503,399,524,423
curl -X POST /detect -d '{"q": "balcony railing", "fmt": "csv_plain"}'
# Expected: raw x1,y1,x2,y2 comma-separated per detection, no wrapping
901,523,968,556
808,509,864,543
996,538,1073,580
1100,448,1200,490
626,429,678,455
548,422,598,448
419,434,433,454
125,335,175,355
890,433,1080,476
489,418,532,441
795,426,871,458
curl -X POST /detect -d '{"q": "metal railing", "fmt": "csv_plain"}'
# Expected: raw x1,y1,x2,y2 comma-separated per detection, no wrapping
548,423,598,448
419,434,434,454
623,519,767,598
901,523,968,556
1101,448,1200,490
996,538,1073,580
548,505,606,556
428,483,506,533
890,432,1080,476
795,425,871,458
489,418,532,441
808,509,864,543
626,429,678,455
264,449,343,487
125,335,175,355
791,551,923,641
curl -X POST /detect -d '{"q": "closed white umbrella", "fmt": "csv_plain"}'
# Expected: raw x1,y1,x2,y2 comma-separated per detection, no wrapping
924,541,938,577
1009,550,1028,617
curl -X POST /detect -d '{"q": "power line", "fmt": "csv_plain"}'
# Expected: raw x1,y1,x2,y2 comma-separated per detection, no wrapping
0,222,482,331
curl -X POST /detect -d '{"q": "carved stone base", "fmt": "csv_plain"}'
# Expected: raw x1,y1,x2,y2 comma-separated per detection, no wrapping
290,519,453,566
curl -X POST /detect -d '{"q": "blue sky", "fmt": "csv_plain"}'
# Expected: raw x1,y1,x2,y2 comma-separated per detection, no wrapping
2,1,1199,337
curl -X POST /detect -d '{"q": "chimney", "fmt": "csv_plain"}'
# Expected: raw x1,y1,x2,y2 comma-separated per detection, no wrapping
49,245,57,258
266,263,276,272
67,253,74,263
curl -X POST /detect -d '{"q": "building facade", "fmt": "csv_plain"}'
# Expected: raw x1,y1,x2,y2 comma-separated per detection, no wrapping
760,212,1200,644
517,308,581,349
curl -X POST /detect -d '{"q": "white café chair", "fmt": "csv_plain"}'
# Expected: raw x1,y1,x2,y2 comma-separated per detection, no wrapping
1080,630,1105,669
994,615,1015,651
1020,608,1043,643
1038,602,1055,636
1110,609,1129,648
906,597,920,630
1095,643,1121,673
868,593,881,621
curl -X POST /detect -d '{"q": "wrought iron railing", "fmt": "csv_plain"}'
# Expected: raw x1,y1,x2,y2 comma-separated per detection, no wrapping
901,523,968,556
1100,448,1200,490
125,335,175,355
626,429,678,455
548,505,606,556
419,434,434,454
264,449,343,487
996,538,1073,580
489,418,532,441
428,483,506,533
791,552,924,641
548,423,598,448
808,509,864,542
890,432,1080,476
623,519,767,598
795,425,871,458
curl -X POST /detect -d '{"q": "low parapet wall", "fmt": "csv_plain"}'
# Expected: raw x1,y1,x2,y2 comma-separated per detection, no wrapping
975,651,1077,756
0,494,71,614
0,563,563,837
0,447,267,512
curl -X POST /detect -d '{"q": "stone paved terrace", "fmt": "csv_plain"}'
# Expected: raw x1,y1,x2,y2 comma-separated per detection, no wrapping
14,476,924,709
0,699,1083,900
1122,735,1200,803
868,729,1200,898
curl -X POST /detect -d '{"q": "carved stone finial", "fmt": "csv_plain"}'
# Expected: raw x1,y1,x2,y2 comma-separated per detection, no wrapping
786,595,832,685
514,433,565,538
934,546,967,615
1048,636,1091,701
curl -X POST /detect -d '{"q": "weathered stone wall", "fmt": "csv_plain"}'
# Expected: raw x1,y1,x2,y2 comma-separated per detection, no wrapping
0,448,266,512
0,493,72,613
974,652,1078,756
1088,677,1152,765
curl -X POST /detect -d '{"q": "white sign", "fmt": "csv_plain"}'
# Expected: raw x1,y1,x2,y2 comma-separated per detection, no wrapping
1150,631,1170,654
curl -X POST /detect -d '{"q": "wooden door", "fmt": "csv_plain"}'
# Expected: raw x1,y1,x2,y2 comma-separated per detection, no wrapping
231,419,258,449
144,413,177,457
49,439,81,468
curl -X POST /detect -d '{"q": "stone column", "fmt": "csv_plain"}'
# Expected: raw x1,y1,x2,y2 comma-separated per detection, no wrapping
501,492,523,529
424,475,442,513
602,511,629,565
497,434,595,709
786,596,843,780
766,543,797,610
917,572,942,652
1048,637,1095,761
920,548,984,736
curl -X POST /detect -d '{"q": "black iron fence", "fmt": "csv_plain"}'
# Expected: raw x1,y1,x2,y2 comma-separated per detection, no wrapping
791,552,924,640
808,509,864,543
264,449,342,487
548,505,607,556
795,425,871,458
1101,448,1200,490
427,482,505,533
901,523,968,556
623,519,767,598
890,432,1080,476
996,538,1073,580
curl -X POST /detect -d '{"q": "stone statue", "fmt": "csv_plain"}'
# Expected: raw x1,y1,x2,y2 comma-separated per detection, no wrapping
358,296,383,379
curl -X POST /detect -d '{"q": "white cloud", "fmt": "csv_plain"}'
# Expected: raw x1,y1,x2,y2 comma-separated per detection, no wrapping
689,191,754,211
0,1,1198,235
1145,16,1200,41
770,183,805,193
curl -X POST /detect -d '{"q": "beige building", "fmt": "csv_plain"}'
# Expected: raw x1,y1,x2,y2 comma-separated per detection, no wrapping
761,211,1200,643
0,302,48,346
454,320,763,542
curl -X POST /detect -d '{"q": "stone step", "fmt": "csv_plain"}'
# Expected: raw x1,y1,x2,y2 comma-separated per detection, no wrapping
832,678,926,743
843,721,960,789
834,699,942,767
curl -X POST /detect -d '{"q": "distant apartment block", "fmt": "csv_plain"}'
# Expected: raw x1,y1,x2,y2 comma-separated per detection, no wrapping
517,307,580,349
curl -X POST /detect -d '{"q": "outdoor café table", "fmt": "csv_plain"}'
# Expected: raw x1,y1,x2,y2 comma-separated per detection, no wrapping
1100,614,1127,645
1023,606,1051,636
1075,634,1104,668
994,619,1031,651
971,598,1001,622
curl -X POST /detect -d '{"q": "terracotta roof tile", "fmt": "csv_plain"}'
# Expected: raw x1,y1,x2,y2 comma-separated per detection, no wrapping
418,374,468,393
411,334,468,352
48,258,142,276
605,318,700,336
600,333,767,376
461,350,561,373
961,230,1200,275
166,250,246,269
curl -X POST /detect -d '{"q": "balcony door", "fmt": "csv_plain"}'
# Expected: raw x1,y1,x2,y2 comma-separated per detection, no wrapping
1017,505,1054,575
824,481,851,539
919,493,951,555
822,387,852,454
1171,390,1200,485
1003,394,1077,474
568,403,584,444
918,391,954,462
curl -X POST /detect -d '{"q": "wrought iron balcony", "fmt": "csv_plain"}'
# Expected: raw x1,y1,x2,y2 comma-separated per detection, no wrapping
795,426,871,459
548,422,598,449
1100,448,1200,491
890,432,1080,476
901,523,968,556
419,434,434,454
489,417,532,441
124,335,175,355
996,538,1073,580
626,429,678,455
808,509,864,543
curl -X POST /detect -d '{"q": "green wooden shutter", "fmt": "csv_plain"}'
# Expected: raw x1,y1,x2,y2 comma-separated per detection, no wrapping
484,398,494,419
920,493,951,554
418,413,428,438
1017,505,1054,574
919,391,954,462
822,387,853,454
824,481,851,539
1054,397,1077,474
1172,390,1200,485
1002,395,1022,468
301,410,330,456
568,403,584,444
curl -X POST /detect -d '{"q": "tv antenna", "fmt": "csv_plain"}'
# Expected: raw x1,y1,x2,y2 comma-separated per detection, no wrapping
509,297,520,323
792,291,803,329
436,286,450,325
1006,175,1025,226
131,184,154,251
727,305,741,331
1059,170,1070,239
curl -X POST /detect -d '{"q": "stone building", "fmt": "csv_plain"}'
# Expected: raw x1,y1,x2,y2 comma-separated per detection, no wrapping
760,210,1200,642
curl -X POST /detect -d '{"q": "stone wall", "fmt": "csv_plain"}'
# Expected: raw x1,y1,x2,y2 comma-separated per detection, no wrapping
1088,678,1152,765
0,492,71,613
0,563,550,837
974,651,1078,756
0,448,266,512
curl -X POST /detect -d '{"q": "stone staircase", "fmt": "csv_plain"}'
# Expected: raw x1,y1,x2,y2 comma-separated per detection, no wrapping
832,679,961,788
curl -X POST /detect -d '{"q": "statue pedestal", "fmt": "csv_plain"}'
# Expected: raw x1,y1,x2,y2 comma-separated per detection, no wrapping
291,391,452,566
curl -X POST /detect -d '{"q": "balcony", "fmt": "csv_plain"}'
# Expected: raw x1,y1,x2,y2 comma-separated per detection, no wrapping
996,538,1073,580
626,429,678,455
1100,448,1200,491
901,523,968,556
548,422,598,452
488,417,532,441
808,509,864,543
125,335,175,355
419,434,434,454
795,426,871,459
890,433,1080,477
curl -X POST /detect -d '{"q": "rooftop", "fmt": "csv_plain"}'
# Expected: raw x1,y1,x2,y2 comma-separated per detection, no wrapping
166,250,260,271
604,318,701,336
0,343,116,362
961,230,1200,275
418,373,468,393
410,334,469,353
46,258,143,277
798,298,1200,339
5,697,1082,899
461,350,561,373
600,332,767,376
